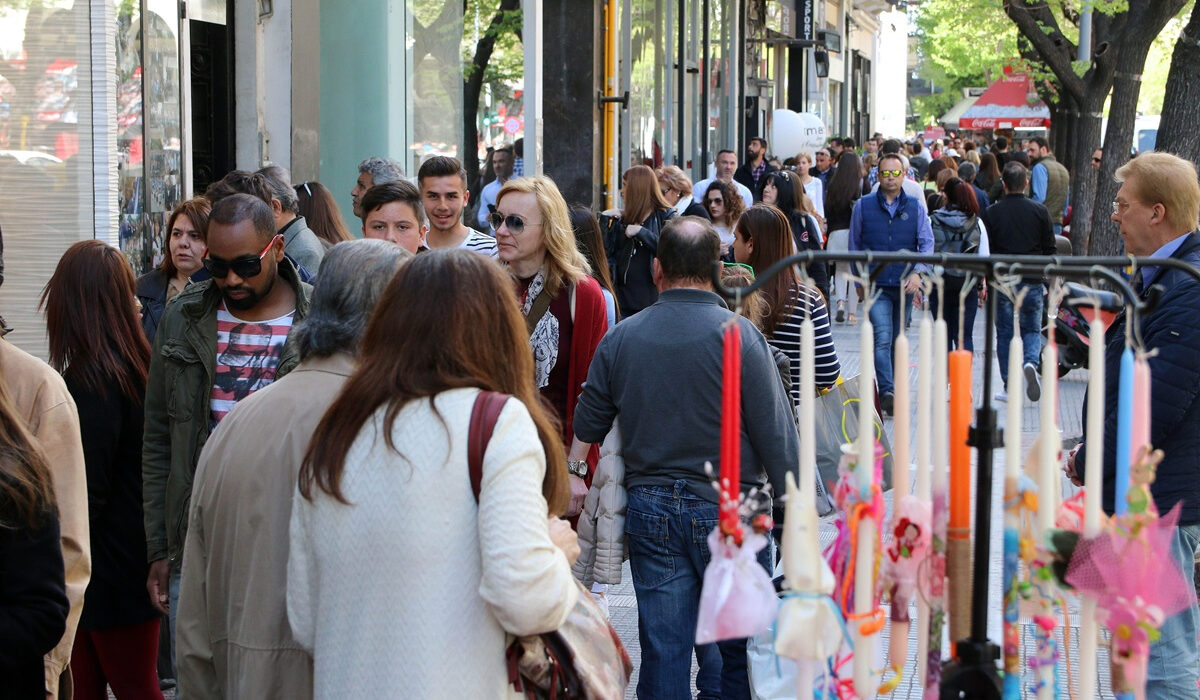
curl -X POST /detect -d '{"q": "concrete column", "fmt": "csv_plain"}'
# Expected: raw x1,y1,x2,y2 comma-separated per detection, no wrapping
542,0,601,208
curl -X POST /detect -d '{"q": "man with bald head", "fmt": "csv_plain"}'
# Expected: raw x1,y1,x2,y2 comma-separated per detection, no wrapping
142,193,313,659
574,216,798,698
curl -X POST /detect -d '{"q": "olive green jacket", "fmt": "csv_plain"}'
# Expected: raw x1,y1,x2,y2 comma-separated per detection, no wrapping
142,259,311,570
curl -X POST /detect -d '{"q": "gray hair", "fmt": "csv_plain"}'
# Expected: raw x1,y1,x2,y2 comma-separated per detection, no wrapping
291,239,412,360
257,164,300,215
957,161,977,181
358,157,405,186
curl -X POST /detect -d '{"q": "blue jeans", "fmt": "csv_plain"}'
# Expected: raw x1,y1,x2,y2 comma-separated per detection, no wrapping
1147,523,1200,698
930,276,979,352
626,482,774,700
867,286,913,395
995,283,1044,387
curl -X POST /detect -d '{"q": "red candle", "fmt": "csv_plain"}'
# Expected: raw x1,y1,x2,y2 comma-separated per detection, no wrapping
720,323,743,540
948,350,972,531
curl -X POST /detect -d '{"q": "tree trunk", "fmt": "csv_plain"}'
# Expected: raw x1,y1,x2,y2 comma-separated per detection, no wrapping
462,0,522,195
1088,0,1189,256
1158,2,1200,164
1065,96,1104,255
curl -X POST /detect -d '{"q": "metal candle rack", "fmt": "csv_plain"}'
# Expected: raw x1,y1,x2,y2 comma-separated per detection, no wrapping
710,250,1200,699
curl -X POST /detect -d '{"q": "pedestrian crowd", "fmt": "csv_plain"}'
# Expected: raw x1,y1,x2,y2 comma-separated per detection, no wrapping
2,130,1198,699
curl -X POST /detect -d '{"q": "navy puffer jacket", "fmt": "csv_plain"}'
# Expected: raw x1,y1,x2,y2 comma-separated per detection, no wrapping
1078,232,1200,524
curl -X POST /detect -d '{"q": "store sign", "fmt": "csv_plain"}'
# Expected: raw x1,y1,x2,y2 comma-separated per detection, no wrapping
958,117,1051,130
797,0,815,42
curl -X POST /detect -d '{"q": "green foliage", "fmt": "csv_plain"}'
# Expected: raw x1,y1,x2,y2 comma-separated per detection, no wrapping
461,0,523,88
1138,1,1194,114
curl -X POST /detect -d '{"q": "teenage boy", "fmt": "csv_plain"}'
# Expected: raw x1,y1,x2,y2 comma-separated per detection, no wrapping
417,156,498,257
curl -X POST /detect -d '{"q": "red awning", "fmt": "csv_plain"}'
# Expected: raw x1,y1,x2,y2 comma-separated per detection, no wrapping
958,74,1051,130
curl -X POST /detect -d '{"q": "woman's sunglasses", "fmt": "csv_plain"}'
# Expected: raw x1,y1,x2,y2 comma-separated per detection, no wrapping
707,197,724,206
202,234,281,279
487,212,542,235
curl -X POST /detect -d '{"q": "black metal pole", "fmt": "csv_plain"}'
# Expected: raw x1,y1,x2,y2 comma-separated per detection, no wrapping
969,283,997,642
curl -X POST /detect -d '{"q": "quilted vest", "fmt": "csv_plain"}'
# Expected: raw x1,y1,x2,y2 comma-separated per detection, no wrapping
1034,155,1069,225
857,189,923,286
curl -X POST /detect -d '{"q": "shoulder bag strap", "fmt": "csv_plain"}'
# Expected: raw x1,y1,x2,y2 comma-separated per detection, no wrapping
468,390,511,502
524,288,555,337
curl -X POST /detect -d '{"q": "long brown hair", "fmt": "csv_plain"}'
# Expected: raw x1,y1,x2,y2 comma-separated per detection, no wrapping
41,241,151,402
295,180,353,246
299,249,570,514
160,198,211,279
570,206,619,319
621,165,671,225
0,377,56,529
736,205,798,335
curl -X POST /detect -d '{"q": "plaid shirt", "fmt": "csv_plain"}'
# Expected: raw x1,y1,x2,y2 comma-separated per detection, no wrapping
752,160,766,185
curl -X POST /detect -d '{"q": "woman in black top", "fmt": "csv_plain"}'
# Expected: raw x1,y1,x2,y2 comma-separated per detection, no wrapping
599,165,677,318
42,241,162,699
0,379,68,699
823,151,863,323
136,198,210,345
760,170,829,295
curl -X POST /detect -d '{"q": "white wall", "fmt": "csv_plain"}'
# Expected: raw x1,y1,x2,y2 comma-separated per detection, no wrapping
235,0,294,170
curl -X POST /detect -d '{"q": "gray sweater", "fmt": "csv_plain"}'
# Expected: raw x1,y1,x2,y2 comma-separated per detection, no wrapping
573,288,801,503
280,216,326,277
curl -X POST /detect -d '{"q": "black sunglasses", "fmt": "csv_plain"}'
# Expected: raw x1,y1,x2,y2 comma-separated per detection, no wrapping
707,197,724,205
487,212,542,234
202,234,281,279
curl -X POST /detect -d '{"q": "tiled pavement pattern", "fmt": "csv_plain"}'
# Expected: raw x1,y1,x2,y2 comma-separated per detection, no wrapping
609,310,1121,699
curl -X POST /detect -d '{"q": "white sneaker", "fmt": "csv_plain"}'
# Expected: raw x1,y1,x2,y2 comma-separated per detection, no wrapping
1024,362,1042,402
995,391,1008,402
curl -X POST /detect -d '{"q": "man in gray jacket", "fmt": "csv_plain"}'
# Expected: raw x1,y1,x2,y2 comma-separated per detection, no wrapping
574,216,800,700
258,165,326,276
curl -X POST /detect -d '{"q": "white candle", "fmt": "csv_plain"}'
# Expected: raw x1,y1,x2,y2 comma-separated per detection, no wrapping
932,319,949,493
1006,335,1023,481
914,314,932,685
799,318,816,510
855,314,876,699
894,309,911,500
1037,342,1059,534
1078,316,1105,699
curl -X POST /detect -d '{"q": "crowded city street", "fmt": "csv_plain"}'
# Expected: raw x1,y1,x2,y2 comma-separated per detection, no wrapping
3,1,1200,699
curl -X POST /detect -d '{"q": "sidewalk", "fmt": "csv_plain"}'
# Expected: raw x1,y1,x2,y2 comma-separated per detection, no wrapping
608,309,1113,699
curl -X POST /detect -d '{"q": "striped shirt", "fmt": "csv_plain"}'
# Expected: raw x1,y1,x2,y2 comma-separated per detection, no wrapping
210,304,295,425
767,284,841,405
463,229,499,258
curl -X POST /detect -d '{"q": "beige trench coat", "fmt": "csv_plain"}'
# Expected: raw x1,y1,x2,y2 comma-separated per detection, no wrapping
0,338,91,698
176,353,354,700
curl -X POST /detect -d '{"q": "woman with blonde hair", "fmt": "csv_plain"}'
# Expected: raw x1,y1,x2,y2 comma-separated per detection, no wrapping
493,176,608,514
794,152,825,218
291,250,579,697
599,165,676,318
656,165,708,219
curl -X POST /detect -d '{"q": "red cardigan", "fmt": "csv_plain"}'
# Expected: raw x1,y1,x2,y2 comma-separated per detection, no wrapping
566,276,609,479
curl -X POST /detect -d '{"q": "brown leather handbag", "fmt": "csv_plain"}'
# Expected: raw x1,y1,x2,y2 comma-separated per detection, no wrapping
468,390,633,700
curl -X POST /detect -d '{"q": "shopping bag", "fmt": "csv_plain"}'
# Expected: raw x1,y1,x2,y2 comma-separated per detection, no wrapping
813,375,893,496
695,530,778,645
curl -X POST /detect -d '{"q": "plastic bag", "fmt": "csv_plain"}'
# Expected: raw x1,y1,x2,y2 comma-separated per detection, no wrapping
814,376,893,495
696,529,778,645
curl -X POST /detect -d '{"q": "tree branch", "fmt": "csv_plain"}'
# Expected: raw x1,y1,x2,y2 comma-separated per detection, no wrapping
1003,0,1086,103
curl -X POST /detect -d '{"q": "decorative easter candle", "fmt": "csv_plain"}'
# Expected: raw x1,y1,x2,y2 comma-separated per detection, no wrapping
915,315,933,689
1078,315,1106,700
854,313,878,699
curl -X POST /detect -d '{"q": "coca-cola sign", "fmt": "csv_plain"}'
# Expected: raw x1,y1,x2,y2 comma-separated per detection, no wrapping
959,117,1050,130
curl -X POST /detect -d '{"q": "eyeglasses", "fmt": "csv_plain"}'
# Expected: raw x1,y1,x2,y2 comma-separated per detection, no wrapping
1092,157,1102,163
880,169,904,178
202,234,281,279
707,197,724,205
488,212,543,235
1112,200,1133,215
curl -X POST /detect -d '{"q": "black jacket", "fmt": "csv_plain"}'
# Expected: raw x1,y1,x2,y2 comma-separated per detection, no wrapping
601,207,677,318
734,160,778,200
68,376,157,630
1077,233,1200,524
681,199,710,220
787,211,830,294
0,502,68,698
136,269,172,345
980,193,1055,256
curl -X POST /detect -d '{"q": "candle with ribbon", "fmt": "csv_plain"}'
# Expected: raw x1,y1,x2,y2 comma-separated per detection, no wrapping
1131,355,1151,474
1002,329,1024,700
947,348,973,648
914,314,933,690
854,310,878,699
924,312,950,699
720,323,743,541
1078,313,1106,699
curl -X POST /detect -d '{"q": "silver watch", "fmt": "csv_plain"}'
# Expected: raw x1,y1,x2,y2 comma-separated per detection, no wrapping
567,459,589,478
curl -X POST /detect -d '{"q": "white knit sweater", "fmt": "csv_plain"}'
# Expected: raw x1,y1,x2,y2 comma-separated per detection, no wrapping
287,388,578,699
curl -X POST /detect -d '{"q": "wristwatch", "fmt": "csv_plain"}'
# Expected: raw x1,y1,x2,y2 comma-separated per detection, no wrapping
567,460,589,478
